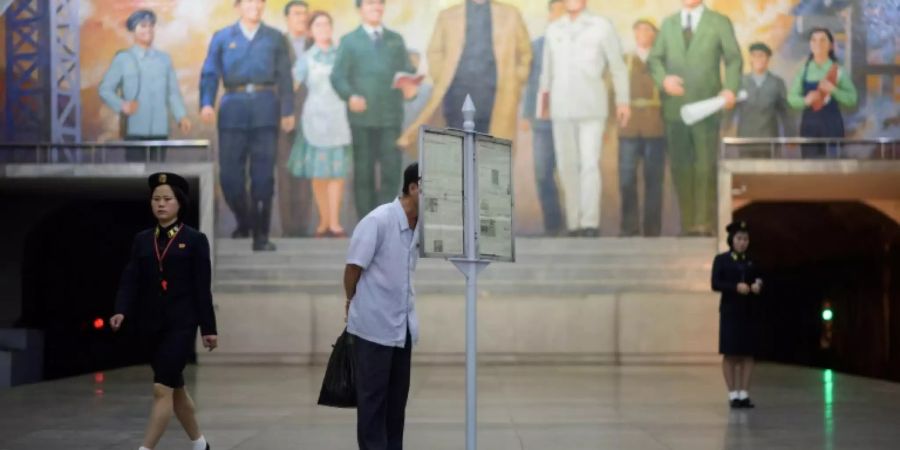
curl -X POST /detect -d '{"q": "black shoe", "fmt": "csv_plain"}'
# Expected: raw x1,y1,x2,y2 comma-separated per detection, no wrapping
729,399,741,409
227,194,251,239
566,229,582,237
253,239,277,252
582,228,599,238
206,444,211,450
252,199,277,252
738,398,755,409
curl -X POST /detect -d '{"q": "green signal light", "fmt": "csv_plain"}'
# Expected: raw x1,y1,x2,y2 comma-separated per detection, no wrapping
822,309,834,321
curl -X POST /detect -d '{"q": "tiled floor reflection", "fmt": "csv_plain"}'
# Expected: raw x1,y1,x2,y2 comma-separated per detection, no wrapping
2,363,899,449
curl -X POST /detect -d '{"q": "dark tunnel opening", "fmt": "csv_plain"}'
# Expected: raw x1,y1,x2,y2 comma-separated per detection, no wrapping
6,177,201,381
734,202,900,381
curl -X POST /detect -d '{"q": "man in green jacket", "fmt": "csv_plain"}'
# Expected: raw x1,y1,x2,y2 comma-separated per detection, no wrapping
648,0,742,236
331,0,417,219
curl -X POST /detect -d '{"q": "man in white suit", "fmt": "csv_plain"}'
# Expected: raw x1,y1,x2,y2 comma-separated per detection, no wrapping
539,0,630,237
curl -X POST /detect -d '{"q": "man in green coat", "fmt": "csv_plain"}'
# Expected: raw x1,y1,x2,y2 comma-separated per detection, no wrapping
648,0,742,236
331,0,417,219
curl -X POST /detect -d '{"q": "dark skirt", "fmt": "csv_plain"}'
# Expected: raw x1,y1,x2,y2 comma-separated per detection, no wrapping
141,328,196,388
719,298,755,356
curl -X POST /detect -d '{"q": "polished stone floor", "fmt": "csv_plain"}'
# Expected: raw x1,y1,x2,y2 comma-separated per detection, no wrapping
1,363,899,449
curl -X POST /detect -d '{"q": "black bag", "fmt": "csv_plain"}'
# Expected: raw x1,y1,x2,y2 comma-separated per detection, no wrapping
318,329,357,408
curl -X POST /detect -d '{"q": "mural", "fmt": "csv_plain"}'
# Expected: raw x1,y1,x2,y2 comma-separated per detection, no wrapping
1,0,897,236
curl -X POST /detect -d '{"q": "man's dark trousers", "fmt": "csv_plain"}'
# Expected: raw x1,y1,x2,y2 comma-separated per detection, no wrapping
355,332,412,450
219,127,278,231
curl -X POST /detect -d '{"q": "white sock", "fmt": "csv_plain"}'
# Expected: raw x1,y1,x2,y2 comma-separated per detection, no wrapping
139,447,152,450
728,391,738,401
738,390,749,400
192,436,208,450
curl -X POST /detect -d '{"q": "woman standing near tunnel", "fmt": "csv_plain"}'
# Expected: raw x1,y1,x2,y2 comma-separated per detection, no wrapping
110,172,217,450
712,221,763,408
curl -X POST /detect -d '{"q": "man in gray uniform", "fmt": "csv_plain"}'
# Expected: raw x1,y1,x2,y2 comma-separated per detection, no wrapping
732,42,793,156
99,9,190,162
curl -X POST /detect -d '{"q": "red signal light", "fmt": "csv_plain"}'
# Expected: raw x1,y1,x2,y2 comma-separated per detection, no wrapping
93,318,105,330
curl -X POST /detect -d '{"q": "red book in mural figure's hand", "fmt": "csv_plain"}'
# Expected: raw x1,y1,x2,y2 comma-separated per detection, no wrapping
812,64,839,112
392,72,425,90
538,91,551,120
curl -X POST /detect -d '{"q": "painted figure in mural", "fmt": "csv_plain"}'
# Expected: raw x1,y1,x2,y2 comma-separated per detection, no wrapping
788,27,858,159
648,0,742,237
330,0,418,219
522,0,566,236
98,9,190,162
200,0,295,252
734,43,792,140
111,173,217,450
712,220,762,410
539,0,631,237
287,11,352,239
399,0,531,145
277,0,314,237
618,19,666,237
401,50,433,133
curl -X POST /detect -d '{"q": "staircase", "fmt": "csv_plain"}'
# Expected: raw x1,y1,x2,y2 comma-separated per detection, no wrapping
214,237,716,296
208,238,721,364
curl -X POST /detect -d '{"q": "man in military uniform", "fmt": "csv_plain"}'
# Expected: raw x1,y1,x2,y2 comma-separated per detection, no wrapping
99,9,190,162
200,0,295,251
618,19,666,237
330,0,417,219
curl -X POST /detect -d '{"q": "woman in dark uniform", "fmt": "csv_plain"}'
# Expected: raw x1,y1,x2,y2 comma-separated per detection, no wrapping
712,221,763,409
110,172,217,450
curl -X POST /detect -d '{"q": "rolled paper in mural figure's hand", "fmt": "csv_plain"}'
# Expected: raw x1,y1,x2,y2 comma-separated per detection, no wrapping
680,90,748,126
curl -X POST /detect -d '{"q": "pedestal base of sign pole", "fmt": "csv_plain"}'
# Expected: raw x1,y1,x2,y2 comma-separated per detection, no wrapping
450,258,490,450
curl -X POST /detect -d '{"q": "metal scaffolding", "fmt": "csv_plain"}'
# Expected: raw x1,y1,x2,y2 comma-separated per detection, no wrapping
3,0,80,144
48,0,80,143
4,0,50,142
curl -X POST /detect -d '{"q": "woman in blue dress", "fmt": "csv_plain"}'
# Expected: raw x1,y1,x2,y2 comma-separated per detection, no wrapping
288,11,352,238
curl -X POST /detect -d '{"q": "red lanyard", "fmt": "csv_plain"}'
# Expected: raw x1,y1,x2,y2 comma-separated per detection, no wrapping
154,224,184,273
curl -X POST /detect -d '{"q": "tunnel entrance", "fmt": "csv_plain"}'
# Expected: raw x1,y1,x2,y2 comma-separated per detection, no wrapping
3,177,200,380
735,202,900,381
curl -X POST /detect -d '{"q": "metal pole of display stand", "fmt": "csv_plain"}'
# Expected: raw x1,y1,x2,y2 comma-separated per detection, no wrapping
450,95,490,450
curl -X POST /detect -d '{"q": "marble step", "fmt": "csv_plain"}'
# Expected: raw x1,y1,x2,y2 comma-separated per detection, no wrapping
217,253,712,267
215,237,717,256
213,278,710,296
212,237,716,295
214,263,711,283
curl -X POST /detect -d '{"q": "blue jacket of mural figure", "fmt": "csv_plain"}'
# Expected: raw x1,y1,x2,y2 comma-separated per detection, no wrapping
200,22,294,130
99,46,187,137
